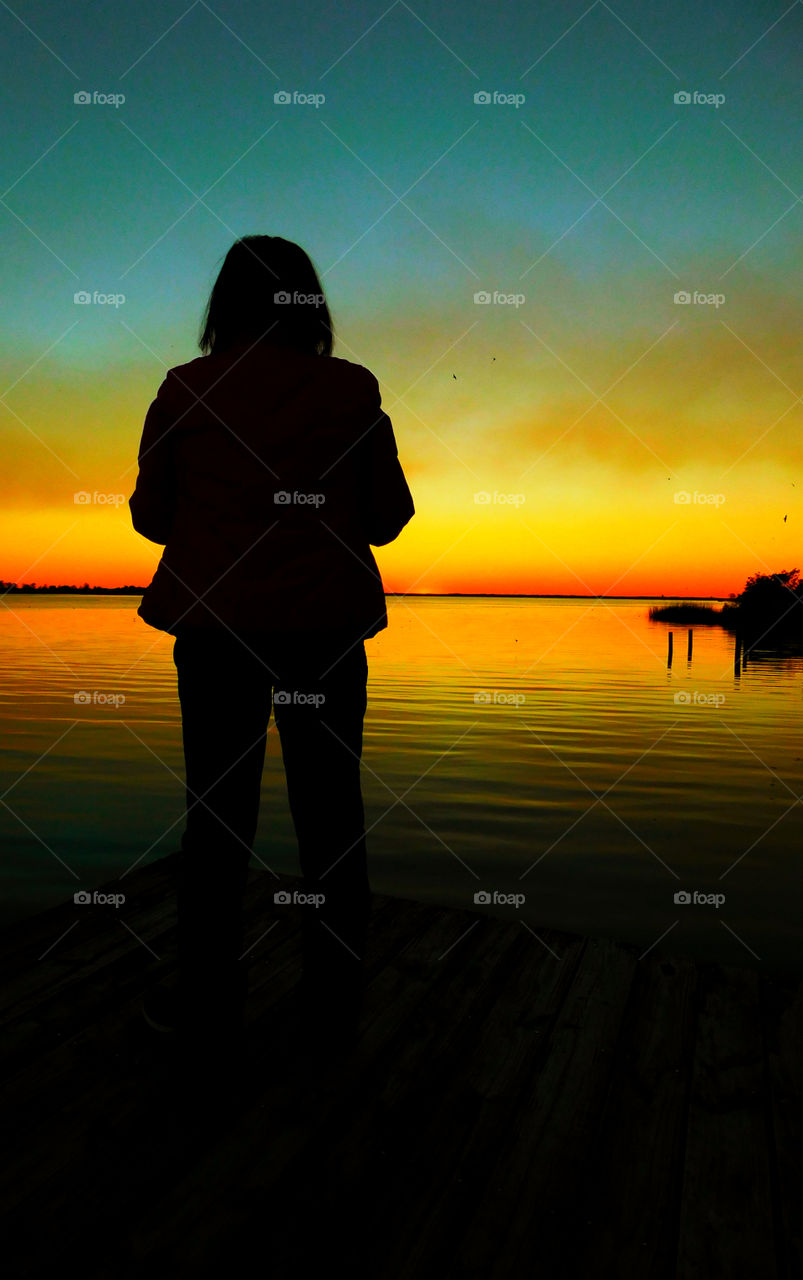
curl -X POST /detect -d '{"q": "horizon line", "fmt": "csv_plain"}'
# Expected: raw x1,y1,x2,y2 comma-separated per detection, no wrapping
0,585,735,601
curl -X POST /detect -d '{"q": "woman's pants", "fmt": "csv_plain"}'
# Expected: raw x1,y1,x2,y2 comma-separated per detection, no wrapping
171,625,371,1008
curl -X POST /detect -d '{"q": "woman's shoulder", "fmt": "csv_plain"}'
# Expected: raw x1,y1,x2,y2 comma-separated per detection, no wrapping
326,354,379,396
153,353,210,399
156,347,380,406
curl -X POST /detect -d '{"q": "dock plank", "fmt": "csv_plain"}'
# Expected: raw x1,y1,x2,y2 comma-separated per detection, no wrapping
377,923,587,1279
677,965,776,1279
567,953,698,1280
763,973,803,1280
124,903,513,1274
0,856,799,1279
450,934,639,1278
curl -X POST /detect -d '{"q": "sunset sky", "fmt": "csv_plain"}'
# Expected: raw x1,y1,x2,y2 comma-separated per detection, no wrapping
1,0,800,597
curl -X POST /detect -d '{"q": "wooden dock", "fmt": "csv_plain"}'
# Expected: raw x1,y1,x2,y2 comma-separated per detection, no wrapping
1,853,800,1278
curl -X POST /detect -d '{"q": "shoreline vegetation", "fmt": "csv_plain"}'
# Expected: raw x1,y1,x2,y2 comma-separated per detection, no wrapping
649,569,803,648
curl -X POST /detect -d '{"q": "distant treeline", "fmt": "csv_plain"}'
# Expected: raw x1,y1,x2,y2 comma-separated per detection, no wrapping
0,585,730,599
0,583,147,594
650,569,803,645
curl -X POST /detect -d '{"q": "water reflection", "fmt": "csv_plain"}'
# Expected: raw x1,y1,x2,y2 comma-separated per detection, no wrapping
0,596,800,971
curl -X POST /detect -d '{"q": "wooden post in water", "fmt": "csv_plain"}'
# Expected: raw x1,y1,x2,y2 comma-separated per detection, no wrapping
734,632,741,676
667,631,673,667
687,628,693,661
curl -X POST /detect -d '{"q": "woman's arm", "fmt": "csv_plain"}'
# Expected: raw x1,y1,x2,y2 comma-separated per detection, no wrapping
129,373,178,545
357,379,415,546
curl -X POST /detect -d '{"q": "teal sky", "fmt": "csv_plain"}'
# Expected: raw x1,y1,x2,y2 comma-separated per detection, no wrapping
2,1,799,361
1,1,800,594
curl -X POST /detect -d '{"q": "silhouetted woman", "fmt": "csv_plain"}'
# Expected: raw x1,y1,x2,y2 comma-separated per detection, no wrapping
130,236,414,1053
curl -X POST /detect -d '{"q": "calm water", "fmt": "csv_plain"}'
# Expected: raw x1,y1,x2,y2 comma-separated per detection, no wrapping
1,596,801,971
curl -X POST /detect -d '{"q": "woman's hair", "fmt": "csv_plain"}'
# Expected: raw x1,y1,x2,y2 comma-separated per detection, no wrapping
199,235,333,357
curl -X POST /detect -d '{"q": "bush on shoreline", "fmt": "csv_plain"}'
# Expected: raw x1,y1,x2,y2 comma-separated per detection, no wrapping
650,569,802,645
